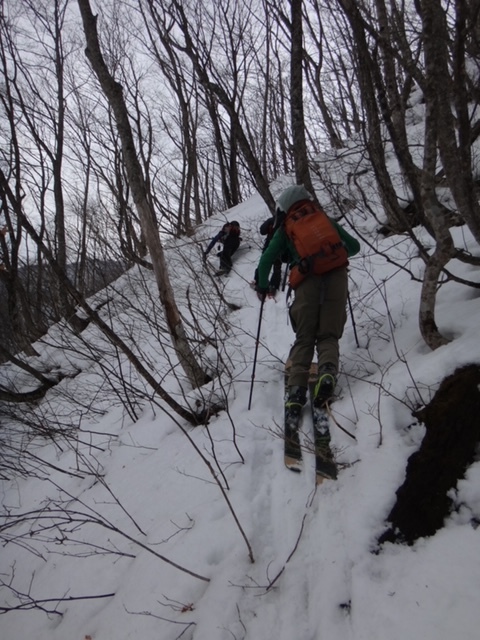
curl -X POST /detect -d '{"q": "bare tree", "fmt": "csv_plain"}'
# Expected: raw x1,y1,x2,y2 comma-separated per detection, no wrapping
334,0,412,231
135,2,207,229
0,7,48,354
77,0,210,388
163,0,277,212
329,0,480,348
0,166,205,424
421,0,480,243
290,0,315,191
303,2,351,148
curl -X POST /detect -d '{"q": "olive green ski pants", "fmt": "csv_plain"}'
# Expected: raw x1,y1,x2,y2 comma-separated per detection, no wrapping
287,267,348,389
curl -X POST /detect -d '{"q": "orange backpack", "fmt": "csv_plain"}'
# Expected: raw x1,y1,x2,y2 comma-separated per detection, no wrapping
283,200,348,289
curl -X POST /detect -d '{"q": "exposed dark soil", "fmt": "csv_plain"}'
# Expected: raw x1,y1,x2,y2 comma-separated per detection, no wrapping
379,364,480,545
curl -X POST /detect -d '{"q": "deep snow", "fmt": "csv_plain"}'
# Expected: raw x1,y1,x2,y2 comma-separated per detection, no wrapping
1,161,480,640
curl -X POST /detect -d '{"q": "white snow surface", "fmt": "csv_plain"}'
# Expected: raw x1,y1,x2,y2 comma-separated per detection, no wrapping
2,161,480,640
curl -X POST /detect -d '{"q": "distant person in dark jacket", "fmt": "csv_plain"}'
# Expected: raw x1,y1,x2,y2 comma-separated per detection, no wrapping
252,216,283,294
203,221,241,274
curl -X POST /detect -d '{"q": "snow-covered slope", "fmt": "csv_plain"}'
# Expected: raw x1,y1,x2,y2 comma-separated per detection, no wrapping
1,166,480,640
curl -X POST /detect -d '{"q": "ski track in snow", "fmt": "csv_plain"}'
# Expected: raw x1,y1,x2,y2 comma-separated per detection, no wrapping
233,286,311,639
224,249,360,640
308,478,356,640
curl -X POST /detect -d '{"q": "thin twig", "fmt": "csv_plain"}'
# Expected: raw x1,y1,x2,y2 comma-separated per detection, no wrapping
325,402,357,441
266,512,308,591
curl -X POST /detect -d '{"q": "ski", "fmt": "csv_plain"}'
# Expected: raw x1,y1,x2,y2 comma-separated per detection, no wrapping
311,401,338,483
308,364,338,483
284,361,338,481
308,363,337,484
284,420,302,471
284,367,302,471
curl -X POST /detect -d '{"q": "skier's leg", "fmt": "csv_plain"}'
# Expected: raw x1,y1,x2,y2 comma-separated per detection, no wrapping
287,276,323,389
315,267,348,372
313,268,348,403
220,236,239,272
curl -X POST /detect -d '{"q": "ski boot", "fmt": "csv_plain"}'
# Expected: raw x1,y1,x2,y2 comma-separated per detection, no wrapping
285,386,307,423
313,364,336,408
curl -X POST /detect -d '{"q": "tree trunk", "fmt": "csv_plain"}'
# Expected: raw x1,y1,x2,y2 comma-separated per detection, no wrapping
290,0,315,192
418,221,453,350
372,0,427,229
170,0,276,213
420,0,480,243
302,4,345,148
337,0,409,230
418,78,453,350
77,0,209,389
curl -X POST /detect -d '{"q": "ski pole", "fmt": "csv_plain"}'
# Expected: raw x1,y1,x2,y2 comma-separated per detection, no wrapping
347,291,359,348
248,293,266,410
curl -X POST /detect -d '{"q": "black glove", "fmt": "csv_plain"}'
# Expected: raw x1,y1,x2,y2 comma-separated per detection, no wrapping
255,285,268,301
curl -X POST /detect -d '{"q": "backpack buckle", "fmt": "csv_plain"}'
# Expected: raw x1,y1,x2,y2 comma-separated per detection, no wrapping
298,257,311,275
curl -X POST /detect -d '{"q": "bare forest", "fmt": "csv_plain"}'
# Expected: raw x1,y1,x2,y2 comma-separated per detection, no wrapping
1,0,480,632
1,0,478,393
1,0,480,623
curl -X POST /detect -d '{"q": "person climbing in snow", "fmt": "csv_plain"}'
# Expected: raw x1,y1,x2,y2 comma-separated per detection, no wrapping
203,221,241,274
255,184,360,420
252,216,284,295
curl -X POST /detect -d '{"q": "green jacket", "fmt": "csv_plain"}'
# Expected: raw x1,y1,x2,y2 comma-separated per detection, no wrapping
257,219,360,289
